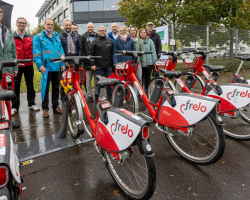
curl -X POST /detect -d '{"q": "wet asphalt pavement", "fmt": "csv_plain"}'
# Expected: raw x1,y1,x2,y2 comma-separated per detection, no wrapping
14,70,250,200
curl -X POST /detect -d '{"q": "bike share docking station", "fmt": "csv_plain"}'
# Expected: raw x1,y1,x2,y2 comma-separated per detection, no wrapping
15,94,95,163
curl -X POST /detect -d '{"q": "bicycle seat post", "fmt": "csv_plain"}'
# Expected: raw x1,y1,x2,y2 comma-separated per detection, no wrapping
235,60,244,76
99,87,105,102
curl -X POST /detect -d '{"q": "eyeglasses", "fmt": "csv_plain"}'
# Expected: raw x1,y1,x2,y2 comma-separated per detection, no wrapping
120,30,126,32
17,22,26,25
46,24,54,26
98,30,106,32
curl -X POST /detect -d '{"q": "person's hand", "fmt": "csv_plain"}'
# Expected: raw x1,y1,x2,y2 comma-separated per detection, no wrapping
40,66,46,73
61,66,65,72
91,65,96,70
66,62,70,69
13,71,18,77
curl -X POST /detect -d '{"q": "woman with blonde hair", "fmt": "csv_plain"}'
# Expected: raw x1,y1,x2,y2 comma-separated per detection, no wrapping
139,28,157,93
112,26,136,69
129,26,146,100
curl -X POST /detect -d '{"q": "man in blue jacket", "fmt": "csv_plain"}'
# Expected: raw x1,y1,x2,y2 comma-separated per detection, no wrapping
59,20,82,99
33,18,65,118
107,23,119,42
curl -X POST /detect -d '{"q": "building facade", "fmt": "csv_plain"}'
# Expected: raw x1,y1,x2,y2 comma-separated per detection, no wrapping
35,0,126,34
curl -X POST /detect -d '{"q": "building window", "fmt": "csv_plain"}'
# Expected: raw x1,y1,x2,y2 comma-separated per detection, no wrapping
64,8,68,18
58,13,63,22
54,17,58,24
45,11,48,17
48,6,52,14
58,0,63,4
89,1,104,11
52,1,56,10
104,0,119,11
74,1,88,12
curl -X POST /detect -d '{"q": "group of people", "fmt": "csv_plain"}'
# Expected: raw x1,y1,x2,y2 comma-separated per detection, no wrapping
0,5,162,122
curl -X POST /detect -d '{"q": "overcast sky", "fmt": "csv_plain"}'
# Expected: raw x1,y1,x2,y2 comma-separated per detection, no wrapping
6,0,45,30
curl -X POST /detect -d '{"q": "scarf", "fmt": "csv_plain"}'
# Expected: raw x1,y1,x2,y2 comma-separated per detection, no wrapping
132,37,138,43
64,30,75,54
120,34,128,42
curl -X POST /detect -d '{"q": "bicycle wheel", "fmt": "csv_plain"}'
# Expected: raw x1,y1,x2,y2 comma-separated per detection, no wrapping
165,114,225,165
68,93,84,139
239,104,250,123
103,145,156,200
221,109,250,140
175,72,204,94
147,77,177,100
112,83,139,113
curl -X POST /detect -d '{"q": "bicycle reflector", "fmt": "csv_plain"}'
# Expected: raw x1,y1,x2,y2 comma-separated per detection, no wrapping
216,102,220,113
0,166,9,188
142,125,149,140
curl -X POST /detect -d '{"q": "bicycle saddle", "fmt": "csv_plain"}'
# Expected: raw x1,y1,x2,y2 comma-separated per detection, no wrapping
234,56,250,61
0,86,16,101
203,64,225,72
159,69,182,79
96,75,120,87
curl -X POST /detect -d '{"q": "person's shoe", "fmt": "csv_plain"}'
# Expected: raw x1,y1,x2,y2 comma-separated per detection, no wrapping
88,96,94,102
95,94,99,100
43,109,49,118
29,105,40,111
12,121,20,129
11,108,18,116
53,107,62,114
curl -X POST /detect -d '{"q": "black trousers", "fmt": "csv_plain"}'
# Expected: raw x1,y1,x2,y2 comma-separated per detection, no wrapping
142,65,154,90
12,65,36,110
42,71,60,110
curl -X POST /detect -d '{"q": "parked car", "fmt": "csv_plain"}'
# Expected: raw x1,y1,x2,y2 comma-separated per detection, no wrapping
181,47,196,61
196,47,218,58
223,50,236,57
238,50,250,56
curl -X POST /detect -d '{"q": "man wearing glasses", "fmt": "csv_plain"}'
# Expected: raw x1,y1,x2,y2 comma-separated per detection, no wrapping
89,26,113,100
12,17,40,116
33,18,65,118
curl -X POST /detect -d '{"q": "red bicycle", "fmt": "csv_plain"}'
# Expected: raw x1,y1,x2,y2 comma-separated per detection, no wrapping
150,51,250,141
111,50,225,165
50,56,156,200
0,59,31,199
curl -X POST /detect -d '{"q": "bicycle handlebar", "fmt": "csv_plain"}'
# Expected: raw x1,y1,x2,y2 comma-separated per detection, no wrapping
0,59,32,68
49,56,102,63
115,50,152,57
160,51,189,56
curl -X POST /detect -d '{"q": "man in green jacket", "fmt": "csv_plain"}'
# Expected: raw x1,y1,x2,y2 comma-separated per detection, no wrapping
0,6,19,128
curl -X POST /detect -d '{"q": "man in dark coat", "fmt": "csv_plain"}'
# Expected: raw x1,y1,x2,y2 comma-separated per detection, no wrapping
81,22,98,102
89,26,113,99
60,20,82,99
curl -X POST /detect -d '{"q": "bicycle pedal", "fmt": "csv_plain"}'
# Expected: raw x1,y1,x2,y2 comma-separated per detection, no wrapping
22,187,27,191
73,120,84,127
20,159,34,167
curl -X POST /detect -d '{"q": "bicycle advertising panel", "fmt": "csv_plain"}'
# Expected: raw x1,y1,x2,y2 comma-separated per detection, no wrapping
207,83,250,111
158,93,219,127
95,109,145,152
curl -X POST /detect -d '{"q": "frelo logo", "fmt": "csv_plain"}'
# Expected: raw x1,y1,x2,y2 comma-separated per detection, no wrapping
180,100,207,113
227,89,250,100
111,119,133,137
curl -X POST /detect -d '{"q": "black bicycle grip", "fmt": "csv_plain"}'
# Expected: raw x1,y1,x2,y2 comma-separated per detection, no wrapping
49,58,61,62
91,56,102,59
144,51,152,54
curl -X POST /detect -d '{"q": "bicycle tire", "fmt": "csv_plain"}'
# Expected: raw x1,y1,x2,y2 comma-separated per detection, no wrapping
103,145,156,200
111,82,139,113
165,114,225,165
68,92,84,139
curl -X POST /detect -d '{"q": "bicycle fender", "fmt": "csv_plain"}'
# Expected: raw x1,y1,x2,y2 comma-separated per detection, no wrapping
135,137,154,157
207,83,250,111
95,108,148,152
0,131,21,184
157,93,220,127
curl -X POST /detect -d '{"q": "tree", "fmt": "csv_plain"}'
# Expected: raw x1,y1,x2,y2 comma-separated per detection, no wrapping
30,22,62,36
